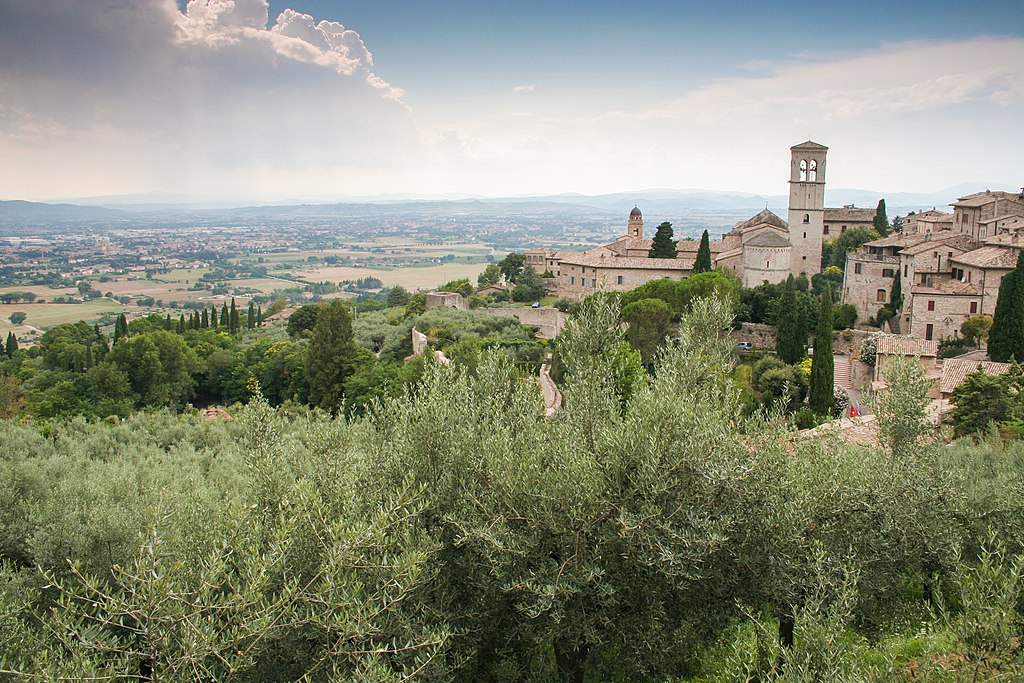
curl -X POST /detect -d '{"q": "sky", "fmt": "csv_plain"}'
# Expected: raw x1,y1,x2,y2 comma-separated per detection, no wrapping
1,0,1022,202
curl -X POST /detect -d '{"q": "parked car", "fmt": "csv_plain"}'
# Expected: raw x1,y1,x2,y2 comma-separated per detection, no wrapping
735,341,753,352
531,301,541,308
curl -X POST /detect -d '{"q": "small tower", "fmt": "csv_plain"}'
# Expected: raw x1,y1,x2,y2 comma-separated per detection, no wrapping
628,206,643,239
787,141,828,276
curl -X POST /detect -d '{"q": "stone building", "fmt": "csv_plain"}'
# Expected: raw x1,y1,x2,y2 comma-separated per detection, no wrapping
823,205,875,237
842,232,918,324
951,190,1024,241
904,209,953,235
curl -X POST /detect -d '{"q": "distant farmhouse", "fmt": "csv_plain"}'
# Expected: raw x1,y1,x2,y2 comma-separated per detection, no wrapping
524,140,1024,348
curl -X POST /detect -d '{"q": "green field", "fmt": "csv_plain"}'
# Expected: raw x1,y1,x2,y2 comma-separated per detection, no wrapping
1,299,125,338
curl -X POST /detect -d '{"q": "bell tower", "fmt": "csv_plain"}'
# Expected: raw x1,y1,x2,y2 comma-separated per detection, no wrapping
787,141,827,276
628,206,643,239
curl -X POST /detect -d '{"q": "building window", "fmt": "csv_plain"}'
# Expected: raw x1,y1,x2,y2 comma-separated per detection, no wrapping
927,300,935,311
823,225,830,235
799,159,807,181
802,255,807,260
803,231,807,239
854,263,862,274
616,275,624,285
926,324,934,340
876,289,886,302
809,159,818,182
882,268,894,277
570,276,575,285
766,261,770,269
904,264,908,277
970,301,978,314
841,226,848,233
803,214,809,224
592,279,597,287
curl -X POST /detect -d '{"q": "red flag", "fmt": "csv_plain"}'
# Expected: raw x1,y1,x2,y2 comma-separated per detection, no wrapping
850,404,859,418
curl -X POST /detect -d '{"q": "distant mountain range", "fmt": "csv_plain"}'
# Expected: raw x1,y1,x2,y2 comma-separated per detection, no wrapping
3,183,1020,226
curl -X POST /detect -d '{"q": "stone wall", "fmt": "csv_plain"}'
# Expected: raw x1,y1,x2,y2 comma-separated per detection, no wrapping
425,292,468,310
485,307,566,339
733,323,776,350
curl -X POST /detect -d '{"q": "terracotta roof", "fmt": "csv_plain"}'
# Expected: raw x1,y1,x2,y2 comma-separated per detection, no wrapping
950,246,1020,270
899,233,977,256
607,237,652,254
979,212,1024,226
864,233,928,249
911,279,982,296
717,246,744,261
983,233,1024,247
675,238,729,254
734,208,787,232
951,191,1023,208
791,140,828,150
746,231,791,248
557,250,688,271
824,207,875,222
940,358,1011,394
875,335,938,357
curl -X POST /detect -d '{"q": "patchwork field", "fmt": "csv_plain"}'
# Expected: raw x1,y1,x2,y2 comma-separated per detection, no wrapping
1,299,125,337
294,262,488,290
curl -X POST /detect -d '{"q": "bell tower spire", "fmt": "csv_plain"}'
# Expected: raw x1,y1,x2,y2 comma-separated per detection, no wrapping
628,206,643,239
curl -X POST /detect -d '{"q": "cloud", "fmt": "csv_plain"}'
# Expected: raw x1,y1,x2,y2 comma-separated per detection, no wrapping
513,84,536,94
422,37,1024,195
0,0,417,198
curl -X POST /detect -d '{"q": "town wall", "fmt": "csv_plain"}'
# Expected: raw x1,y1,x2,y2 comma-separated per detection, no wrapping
485,307,566,339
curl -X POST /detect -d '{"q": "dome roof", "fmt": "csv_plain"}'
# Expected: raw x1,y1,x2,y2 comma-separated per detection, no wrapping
629,206,642,218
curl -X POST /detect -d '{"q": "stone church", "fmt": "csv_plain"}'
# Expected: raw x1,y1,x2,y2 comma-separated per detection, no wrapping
527,140,862,298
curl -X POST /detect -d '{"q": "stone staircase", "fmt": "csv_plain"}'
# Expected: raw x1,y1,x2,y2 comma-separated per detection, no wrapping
833,355,853,389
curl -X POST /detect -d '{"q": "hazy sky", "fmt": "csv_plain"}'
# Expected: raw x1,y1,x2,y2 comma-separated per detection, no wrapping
1,0,1022,201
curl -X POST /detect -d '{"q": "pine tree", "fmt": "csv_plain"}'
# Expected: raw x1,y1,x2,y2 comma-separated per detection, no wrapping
648,222,678,259
5,331,17,357
247,301,256,329
775,275,806,364
694,229,712,273
809,283,835,415
113,313,129,345
873,199,889,237
989,251,1024,362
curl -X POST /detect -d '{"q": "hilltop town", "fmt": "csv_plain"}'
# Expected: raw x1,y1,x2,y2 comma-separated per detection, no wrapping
525,140,1024,346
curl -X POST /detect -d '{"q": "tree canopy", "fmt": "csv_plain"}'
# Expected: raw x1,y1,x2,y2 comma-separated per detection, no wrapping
648,222,678,259
989,251,1024,362
694,229,712,273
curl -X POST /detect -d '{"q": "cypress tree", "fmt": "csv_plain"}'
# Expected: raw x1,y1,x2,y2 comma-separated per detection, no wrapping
114,313,129,344
257,305,263,325
177,314,186,334
165,314,172,330
809,283,835,415
989,250,1024,362
247,301,256,329
202,308,209,329
694,229,712,273
220,304,229,329
873,199,889,237
230,298,240,334
890,270,902,311
5,331,17,357
306,300,358,411
648,222,678,259
775,275,805,364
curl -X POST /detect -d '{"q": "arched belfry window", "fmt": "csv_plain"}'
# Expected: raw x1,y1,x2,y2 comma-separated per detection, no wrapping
803,213,810,223
799,159,807,181
809,159,818,181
